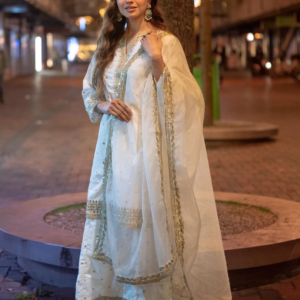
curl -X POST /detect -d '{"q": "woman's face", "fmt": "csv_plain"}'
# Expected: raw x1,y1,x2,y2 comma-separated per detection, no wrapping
117,0,150,20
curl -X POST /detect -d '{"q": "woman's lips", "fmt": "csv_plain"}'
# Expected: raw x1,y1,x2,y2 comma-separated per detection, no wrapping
126,7,137,12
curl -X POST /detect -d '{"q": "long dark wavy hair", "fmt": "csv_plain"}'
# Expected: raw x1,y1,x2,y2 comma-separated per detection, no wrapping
92,0,167,97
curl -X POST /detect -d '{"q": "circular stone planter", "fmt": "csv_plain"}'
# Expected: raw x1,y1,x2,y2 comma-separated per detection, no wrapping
0,192,300,288
203,120,279,141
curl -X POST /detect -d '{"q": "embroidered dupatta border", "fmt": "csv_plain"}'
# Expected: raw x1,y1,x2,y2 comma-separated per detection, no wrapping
162,66,185,264
162,66,194,299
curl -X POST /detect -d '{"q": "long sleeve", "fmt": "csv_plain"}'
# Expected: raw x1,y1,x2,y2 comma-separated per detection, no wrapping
82,51,103,124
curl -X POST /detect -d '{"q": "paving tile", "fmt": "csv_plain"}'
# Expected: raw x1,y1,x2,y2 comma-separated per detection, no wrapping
0,281,22,288
4,270,26,283
0,268,9,283
271,282,300,296
0,293,17,299
240,289,259,297
259,290,284,300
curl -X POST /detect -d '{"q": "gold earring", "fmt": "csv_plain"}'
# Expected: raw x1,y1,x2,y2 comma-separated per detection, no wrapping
117,11,123,22
145,3,152,21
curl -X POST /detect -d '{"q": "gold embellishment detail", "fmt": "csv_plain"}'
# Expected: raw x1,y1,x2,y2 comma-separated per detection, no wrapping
152,77,165,222
85,92,100,120
92,116,115,260
163,66,185,265
156,31,171,38
116,251,175,285
91,252,112,265
86,200,103,219
108,203,143,228
163,66,193,299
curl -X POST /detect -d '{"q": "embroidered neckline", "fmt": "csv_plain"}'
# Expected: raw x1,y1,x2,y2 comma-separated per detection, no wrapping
124,29,152,57
120,29,167,60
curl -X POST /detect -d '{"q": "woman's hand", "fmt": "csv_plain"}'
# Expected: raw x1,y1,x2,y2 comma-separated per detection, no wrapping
141,31,165,81
96,99,133,123
140,31,162,60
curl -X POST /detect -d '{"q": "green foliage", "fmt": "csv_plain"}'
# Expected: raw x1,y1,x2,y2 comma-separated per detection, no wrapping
51,203,86,214
15,287,54,299
216,200,272,213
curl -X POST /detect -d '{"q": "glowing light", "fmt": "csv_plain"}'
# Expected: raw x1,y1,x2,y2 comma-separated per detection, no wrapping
246,33,254,42
194,0,201,7
76,16,93,29
265,62,272,69
47,59,53,68
35,37,42,72
68,37,79,62
79,18,86,31
99,8,106,18
194,0,212,7
254,33,264,39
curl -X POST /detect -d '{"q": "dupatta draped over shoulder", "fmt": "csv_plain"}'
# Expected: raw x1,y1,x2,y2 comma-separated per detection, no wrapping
76,30,232,300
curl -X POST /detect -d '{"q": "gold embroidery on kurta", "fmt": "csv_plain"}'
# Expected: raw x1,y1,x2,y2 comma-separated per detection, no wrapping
108,203,143,228
86,200,103,219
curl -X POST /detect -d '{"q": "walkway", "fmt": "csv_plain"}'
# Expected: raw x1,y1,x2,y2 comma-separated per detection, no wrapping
0,68,300,299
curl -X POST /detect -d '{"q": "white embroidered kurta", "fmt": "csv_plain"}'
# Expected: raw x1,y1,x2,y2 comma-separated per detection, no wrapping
76,30,232,300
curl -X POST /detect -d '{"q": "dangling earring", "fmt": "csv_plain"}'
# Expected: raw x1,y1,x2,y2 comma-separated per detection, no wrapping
117,11,123,22
145,3,152,21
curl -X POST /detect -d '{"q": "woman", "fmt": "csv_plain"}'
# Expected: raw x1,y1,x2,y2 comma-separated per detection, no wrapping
76,0,231,299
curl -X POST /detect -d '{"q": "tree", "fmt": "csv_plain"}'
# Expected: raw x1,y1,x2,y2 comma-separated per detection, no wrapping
160,0,195,70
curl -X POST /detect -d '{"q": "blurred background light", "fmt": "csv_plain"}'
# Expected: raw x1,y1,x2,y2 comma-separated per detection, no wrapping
68,37,79,62
246,33,254,42
194,0,201,7
76,16,94,31
265,62,272,69
254,33,264,39
35,37,42,72
3,5,27,14
47,59,54,68
99,8,106,18
79,18,86,31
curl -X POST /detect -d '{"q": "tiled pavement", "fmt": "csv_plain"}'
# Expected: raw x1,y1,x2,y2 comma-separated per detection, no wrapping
0,67,300,299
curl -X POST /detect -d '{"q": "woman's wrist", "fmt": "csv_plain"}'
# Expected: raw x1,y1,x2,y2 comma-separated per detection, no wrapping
95,100,106,114
151,54,165,81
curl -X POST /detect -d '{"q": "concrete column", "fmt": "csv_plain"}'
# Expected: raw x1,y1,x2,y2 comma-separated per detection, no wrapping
268,29,274,61
0,12,5,50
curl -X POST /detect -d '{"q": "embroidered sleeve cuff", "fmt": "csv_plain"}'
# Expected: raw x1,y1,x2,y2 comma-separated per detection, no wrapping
85,93,103,124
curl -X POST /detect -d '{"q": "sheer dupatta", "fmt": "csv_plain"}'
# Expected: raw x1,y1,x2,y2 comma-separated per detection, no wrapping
144,34,232,299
